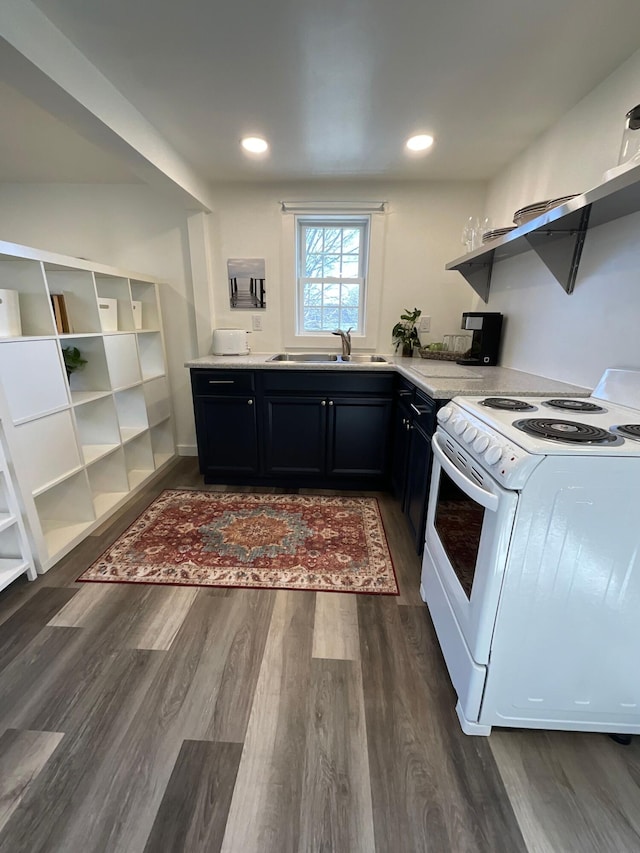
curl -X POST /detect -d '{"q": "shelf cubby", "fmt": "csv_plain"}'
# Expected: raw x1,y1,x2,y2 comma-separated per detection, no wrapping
62,336,112,398
44,266,101,334
0,338,69,423
124,432,155,489
104,333,142,390
143,376,171,426
137,331,165,381
73,395,121,465
95,274,135,332
150,419,175,469
114,386,149,443
87,448,130,517
130,280,160,331
0,257,54,336
13,409,83,495
33,470,95,561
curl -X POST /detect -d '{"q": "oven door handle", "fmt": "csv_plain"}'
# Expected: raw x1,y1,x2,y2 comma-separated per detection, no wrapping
432,433,499,512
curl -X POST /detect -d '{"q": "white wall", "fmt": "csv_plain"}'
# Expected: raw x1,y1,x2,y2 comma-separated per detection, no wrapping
207,180,484,354
0,183,199,451
480,48,640,388
0,179,484,452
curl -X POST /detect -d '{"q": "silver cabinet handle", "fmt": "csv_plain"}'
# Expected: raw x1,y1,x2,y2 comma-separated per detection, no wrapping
398,389,412,397
410,402,430,416
406,422,412,431
328,400,334,407
208,380,234,384
248,399,253,405
321,400,326,406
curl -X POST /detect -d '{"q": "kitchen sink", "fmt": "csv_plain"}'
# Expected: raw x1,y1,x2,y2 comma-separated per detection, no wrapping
268,353,387,363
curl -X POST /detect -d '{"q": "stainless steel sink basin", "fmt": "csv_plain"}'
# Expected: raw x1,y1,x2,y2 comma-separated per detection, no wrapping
268,353,338,362
267,353,387,363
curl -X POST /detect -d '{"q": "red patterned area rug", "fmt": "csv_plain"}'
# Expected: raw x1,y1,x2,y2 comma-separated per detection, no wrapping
78,490,399,595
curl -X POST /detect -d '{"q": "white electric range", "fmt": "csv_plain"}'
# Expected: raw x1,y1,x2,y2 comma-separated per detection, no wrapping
420,368,640,736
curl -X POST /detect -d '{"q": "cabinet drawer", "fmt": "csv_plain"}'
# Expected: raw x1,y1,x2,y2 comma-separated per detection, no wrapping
191,370,255,395
261,370,394,396
395,375,415,404
409,389,437,434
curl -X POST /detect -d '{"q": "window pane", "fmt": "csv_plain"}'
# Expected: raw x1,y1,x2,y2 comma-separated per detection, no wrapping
323,283,340,304
323,254,342,276
304,307,323,330
305,228,324,253
322,307,340,329
342,228,360,251
340,307,359,328
341,283,360,305
341,255,359,276
305,253,324,277
323,228,342,250
303,282,323,305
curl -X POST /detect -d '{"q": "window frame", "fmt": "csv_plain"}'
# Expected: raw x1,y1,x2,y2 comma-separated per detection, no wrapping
295,216,369,336
280,208,386,352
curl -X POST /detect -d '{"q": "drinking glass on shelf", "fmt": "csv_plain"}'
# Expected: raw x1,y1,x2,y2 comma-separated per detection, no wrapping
442,334,455,351
461,217,479,253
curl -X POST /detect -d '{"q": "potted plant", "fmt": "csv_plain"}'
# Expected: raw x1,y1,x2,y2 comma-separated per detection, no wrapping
392,307,422,357
62,345,87,382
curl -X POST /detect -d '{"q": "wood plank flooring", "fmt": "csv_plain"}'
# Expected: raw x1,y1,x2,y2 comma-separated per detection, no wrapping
0,457,638,852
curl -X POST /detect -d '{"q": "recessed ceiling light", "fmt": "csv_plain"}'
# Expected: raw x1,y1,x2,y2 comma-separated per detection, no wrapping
241,136,269,154
406,134,434,152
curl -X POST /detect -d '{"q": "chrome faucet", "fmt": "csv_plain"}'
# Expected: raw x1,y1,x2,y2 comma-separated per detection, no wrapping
332,327,352,357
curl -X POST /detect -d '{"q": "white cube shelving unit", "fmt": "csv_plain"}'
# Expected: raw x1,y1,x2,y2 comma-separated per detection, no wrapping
0,429,36,592
0,239,177,573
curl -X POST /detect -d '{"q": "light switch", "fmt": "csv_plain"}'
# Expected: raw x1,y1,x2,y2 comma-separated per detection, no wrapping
419,316,431,332
251,314,263,331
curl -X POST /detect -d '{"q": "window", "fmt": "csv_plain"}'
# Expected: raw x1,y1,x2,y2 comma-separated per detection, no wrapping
296,216,369,334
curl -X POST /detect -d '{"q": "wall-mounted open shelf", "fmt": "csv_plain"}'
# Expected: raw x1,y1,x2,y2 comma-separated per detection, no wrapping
447,162,640,302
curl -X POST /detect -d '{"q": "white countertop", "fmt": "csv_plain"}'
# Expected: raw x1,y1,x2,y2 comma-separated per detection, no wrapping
185,353,590,400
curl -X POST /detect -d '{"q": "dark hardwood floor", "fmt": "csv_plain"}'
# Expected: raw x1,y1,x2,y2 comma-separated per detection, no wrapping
0,458,638,852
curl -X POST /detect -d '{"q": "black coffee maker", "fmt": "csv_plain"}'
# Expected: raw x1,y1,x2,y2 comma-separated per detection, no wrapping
456,312,503,366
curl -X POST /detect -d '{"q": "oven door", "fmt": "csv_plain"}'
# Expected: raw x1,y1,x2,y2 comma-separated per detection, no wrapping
422,430,518,665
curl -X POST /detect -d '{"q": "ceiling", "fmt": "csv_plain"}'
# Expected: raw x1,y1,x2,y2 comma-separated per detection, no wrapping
5,0,640,184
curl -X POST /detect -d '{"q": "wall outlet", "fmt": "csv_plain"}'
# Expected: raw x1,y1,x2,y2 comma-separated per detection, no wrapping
419,315,431,332
251,314,263,331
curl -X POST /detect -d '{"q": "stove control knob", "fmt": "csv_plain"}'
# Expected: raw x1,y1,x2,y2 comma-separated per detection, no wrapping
463,426,478,444
453,418,468,436
473,434,490,453
485,443,504,465
438,406,454,423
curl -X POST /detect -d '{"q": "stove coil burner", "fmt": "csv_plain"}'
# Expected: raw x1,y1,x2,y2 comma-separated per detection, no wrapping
513,418,619,444
480,397,537,411
614,424,640,440
543,399,605,413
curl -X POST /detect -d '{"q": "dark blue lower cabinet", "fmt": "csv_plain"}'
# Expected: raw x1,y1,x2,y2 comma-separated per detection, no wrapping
194,396,259,476
191,369,397,488
327,398,393,478
263,396,326,475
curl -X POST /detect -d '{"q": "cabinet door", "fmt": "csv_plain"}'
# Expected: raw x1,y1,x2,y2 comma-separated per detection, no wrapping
391,398,411,498
327,398,392,479
404,423,432,553
194,396,258,475
263,396,326,475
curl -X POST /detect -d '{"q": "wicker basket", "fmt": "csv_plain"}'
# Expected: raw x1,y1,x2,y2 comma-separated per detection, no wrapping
417,347,466,361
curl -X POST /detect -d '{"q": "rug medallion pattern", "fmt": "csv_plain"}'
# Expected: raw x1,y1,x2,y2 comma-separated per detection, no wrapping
79,490,398,594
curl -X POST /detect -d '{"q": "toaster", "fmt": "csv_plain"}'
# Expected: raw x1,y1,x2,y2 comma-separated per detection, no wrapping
211,328,250,355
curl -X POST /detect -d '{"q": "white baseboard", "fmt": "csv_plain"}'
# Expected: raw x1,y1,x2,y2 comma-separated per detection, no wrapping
177,444,198,456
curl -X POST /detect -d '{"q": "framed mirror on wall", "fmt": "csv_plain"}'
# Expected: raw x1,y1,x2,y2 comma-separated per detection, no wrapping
227,258,266,309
